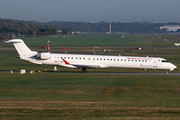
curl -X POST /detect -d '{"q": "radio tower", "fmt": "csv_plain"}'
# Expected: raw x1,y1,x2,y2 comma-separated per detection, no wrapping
109,24,111,34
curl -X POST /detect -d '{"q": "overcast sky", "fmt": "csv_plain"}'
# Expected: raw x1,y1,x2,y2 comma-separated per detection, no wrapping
0,0,180,23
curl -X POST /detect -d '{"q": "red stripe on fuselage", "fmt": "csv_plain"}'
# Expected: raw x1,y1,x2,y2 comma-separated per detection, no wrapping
62,58,70,65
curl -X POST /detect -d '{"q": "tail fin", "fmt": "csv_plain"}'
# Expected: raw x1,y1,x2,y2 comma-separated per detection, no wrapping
5,39,37,56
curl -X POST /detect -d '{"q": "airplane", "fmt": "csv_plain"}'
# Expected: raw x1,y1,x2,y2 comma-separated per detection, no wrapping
5,39,177,74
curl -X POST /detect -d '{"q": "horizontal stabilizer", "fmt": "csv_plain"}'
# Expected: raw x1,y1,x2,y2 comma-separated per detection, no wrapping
4,39,23,43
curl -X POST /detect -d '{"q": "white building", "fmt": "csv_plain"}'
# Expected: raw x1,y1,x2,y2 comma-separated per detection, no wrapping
160,25,180,32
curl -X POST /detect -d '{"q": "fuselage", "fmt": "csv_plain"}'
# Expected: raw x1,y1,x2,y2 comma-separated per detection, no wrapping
24,53,177,71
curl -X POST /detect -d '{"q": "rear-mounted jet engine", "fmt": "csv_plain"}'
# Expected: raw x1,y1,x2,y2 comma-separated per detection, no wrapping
36,52,51,59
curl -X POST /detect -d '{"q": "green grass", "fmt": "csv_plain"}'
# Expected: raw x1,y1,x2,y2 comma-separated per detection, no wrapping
1,33,180,47
25,33,180,47
0,73,180,119
1,34,180,119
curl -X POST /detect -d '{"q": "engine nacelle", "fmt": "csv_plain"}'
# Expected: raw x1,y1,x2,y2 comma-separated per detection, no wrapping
36,52,51,59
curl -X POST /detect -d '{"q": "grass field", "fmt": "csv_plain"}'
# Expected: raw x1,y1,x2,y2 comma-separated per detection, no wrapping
26,33,180,47
0,34,180,119
1,33,180,47
0,73,180,119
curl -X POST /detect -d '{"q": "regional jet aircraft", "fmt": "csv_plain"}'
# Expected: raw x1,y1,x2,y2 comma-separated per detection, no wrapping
5,39,177,74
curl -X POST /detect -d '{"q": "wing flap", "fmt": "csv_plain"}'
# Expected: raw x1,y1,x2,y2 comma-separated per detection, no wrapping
71,64,100,68
61,58,100,68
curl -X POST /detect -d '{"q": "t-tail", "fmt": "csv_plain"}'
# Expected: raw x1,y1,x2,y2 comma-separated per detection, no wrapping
5,39,37,60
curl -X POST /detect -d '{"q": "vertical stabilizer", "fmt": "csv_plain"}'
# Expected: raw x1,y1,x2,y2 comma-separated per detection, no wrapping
5,39,37,56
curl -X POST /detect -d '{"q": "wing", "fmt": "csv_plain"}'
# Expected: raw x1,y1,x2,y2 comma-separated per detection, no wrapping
71,64,100,68
62,58,100,68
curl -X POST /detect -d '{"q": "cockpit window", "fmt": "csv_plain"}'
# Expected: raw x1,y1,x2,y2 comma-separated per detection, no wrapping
162,60,169,63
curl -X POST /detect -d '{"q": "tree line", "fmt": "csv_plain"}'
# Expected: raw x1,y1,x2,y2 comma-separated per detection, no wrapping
49,21,180,33
0,18,180,35
0,19,57,35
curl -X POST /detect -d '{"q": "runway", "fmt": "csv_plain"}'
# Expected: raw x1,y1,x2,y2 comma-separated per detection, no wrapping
1,70,179,76
53,72,180,76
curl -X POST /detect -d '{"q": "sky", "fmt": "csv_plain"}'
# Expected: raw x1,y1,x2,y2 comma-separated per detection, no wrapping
0,0,180,23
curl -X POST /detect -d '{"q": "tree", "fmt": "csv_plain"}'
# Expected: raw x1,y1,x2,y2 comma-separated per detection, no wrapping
0,28,3,33
39,28,45,33
160,28,167,33
62,28,68,34
51,28,57,35
20,30,28,35
68,27,75,32
176,29,180,32
3,27,9,33
28,30,33,35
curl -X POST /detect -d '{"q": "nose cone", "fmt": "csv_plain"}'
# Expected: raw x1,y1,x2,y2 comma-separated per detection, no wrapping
170,64,177,71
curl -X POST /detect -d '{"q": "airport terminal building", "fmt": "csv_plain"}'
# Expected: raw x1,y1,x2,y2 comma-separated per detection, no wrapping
160,25,180,32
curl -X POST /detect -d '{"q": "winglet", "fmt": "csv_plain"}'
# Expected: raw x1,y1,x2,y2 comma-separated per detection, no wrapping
62,58,70,65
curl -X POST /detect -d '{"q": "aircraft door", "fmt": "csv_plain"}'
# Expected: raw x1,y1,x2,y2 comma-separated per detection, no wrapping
153,60,158,68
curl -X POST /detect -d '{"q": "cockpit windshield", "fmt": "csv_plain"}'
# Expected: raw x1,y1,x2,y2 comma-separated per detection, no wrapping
161,60,169,63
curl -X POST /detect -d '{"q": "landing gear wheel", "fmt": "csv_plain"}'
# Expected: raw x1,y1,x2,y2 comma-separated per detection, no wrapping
81,67,86,73
165,71,168,75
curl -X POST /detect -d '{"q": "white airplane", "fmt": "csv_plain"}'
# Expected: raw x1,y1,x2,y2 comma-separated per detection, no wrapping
5,39,177,74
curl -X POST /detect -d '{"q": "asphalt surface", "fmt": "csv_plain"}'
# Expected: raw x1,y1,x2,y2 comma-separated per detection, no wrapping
1,70,180,76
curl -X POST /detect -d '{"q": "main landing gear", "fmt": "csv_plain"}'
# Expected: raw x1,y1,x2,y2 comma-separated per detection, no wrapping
165,71,169,75
81,67,86,73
